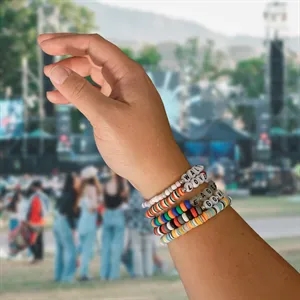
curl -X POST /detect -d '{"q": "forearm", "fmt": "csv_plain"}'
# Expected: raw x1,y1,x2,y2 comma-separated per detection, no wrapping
137,155,300,300
169,206,299,300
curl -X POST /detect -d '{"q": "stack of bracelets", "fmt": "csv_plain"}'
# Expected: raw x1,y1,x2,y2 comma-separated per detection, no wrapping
142,165,232,244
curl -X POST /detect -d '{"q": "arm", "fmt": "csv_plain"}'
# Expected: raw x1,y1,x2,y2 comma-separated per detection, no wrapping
141,160,300,300
93,175,102,196
86,186,98,213
39,33,300,300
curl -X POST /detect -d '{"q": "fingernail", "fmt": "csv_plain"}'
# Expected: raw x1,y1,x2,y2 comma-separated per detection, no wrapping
49,66,71,85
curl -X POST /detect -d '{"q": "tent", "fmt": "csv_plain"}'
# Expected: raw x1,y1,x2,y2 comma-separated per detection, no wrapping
270,127,288,136
189,119,250,141
26,129,55,139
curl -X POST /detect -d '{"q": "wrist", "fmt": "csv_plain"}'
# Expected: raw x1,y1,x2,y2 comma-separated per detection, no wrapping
131,143,191,199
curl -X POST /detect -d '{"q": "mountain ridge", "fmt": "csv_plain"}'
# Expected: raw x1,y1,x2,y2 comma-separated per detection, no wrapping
75,1,299,60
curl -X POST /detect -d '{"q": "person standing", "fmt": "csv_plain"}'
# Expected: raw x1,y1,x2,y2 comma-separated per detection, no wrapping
100,168,129,280
53,173,79,283
77,166,100,281
27,180,47,263
126,189,154,278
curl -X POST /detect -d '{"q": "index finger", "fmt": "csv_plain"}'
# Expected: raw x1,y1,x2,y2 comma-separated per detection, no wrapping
38,33,135,83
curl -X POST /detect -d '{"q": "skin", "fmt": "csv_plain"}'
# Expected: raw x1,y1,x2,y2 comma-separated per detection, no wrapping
38,33,300,300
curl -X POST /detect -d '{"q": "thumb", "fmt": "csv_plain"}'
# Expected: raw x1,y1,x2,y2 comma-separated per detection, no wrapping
47,65,110,126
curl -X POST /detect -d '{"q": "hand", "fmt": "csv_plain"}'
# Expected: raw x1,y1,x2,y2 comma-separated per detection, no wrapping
38,33,189,198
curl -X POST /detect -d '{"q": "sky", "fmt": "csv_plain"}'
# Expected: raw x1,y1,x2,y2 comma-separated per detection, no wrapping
98,0,300,37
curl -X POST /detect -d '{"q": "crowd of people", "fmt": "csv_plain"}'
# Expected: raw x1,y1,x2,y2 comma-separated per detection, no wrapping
0,165,174,282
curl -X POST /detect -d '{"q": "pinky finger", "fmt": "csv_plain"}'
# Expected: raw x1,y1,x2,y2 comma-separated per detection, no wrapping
46,90,69,104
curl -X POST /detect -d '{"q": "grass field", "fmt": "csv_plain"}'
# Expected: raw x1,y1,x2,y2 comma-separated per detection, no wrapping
1,195,299,232
0,236,299,300
232,195,300,219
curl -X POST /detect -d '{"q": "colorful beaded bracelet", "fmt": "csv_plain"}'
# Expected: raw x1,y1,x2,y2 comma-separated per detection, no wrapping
142,165,205,208
150,185,223,227
152,190,225,234
154,205,204,236
160,196,232,244
145,171,209,218
150,200,193,227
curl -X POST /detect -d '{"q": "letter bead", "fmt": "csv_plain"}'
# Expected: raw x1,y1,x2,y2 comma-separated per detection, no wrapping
203,200,213,209
184,182,193,192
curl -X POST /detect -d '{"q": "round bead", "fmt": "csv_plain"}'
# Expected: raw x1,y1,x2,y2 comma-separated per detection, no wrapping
191,197,200,206
184,182,193,193
203,200,213,209
200,172,208,182
210,181,217,191
166,222,173,231
191,177,201,188
210,195,219,204
175,181,181,188
181,173,191,183
192,166,201,175
187,169,197,179
216,190,224,199
195,206,203,215
182,213,189,222
203,188,213,197
193,165,204,173
171,184,177,190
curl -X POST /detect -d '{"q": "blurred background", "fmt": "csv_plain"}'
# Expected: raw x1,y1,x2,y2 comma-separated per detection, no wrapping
0,0,299,299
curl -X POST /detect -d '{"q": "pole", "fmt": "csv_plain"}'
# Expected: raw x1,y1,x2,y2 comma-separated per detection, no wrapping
21,57,29,157
37,6,45,156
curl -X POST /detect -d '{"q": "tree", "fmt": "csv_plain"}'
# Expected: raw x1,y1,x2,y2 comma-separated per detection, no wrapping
0,0,96,98
175,37,201,84
121,45,161,70
135,45,161,70
229,57,265,98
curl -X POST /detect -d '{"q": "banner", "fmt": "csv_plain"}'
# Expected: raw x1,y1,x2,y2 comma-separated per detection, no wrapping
0,100,24,140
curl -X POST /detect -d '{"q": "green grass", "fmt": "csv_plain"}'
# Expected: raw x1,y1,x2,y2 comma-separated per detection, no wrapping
232,196,300,219
1,196,299,232
0,237,299,299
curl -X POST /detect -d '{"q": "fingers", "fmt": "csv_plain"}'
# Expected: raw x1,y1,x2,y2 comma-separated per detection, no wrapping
44,56,92,78
46,65,116,126
46,90,69,104
38,33,137,85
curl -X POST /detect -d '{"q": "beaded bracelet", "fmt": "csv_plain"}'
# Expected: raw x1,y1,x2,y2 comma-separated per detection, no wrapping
160,196,232,244
145,171,209,218
152,190,225,234
142,165,205,208
150,184,223,227
150,200,193,227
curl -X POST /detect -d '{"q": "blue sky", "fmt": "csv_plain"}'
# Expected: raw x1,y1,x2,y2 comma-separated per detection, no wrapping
97,0,299,37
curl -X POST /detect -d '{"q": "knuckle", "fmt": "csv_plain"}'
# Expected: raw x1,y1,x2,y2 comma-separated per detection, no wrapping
69,77,88,100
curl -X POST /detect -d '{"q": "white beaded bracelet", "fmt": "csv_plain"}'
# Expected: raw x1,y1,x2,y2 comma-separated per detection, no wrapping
142,165,205,208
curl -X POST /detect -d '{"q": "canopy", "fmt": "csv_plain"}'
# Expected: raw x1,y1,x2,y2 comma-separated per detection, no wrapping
26,129,55,139
270,127,288,136
189,119,250,141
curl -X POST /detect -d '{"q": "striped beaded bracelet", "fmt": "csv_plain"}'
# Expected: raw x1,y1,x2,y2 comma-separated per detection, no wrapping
142,165,205,208
150,200,193,227
150,183,223,227
145,171,209,218
152,190,225,235
160,196,232,244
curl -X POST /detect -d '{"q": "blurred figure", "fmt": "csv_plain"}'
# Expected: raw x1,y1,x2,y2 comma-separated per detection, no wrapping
77,166,100,281
100,168,129,280
210,163,226,192
53,173,79,283
126,189,154,278
27,180,47,263
6,185,22,232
